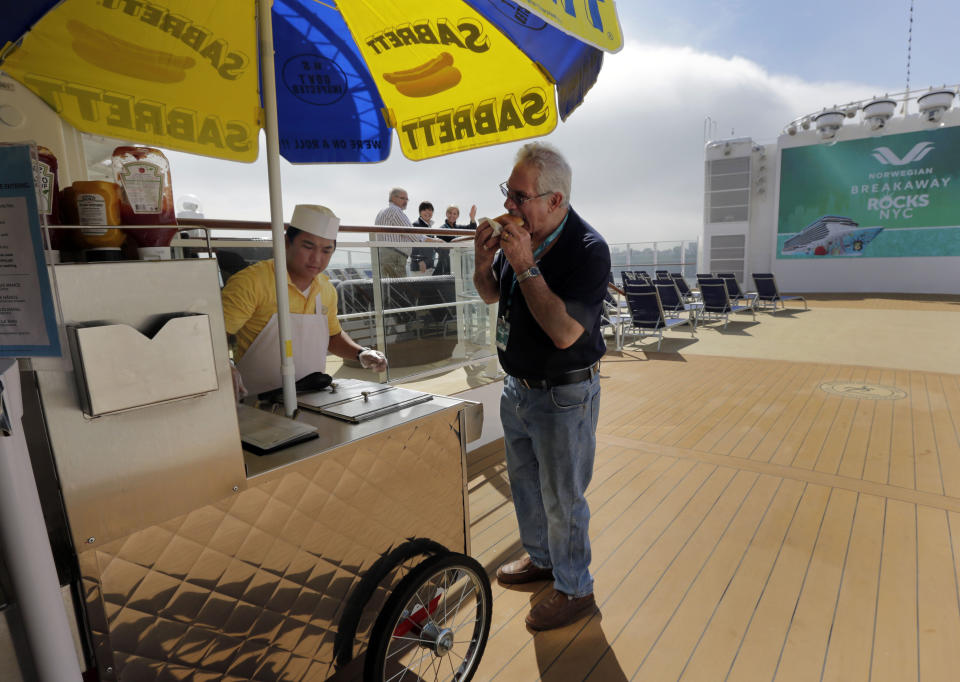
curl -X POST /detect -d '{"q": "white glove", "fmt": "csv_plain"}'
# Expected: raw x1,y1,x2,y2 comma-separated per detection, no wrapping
359,348,388,372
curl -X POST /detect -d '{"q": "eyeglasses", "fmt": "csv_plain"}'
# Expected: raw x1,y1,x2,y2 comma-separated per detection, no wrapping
500,182,552,206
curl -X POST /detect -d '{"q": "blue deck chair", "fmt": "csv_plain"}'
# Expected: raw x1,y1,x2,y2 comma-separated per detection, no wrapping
655,270,670,280
622,280,695,351
670,272,698,302
653,279,701,329
716,273,757,308
752,273,808,312
603,289,630,349
603,275,630,347
621,270,649,288
698,278,756,329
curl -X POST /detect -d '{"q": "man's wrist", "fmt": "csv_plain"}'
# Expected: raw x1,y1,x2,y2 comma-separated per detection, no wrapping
516,266,541,283
356,346,371,360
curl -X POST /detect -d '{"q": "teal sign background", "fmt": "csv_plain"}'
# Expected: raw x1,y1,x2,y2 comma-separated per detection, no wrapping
777,126,960,258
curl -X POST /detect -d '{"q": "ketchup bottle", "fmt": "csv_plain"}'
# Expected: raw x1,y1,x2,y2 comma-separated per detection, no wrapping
113,146,178,260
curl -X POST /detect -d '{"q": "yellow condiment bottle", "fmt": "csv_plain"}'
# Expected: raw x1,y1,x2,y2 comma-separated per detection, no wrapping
71,181,126,261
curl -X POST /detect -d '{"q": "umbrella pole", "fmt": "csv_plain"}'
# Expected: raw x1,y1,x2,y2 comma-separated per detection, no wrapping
258,0,297,417
0,360,83,681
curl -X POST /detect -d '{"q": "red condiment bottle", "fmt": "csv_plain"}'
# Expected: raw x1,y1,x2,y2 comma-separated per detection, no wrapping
112,146,178,260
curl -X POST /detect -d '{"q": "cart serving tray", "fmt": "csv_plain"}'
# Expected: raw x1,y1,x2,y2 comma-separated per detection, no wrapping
298,379,432,423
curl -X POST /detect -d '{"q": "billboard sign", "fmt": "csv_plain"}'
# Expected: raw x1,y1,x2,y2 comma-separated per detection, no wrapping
777,127,960,258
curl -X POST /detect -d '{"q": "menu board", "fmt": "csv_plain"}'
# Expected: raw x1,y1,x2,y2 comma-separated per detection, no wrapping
0,144,60,357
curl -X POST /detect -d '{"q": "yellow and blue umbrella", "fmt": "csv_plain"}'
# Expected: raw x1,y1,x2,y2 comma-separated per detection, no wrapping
1,0,622,163
1,0,622,415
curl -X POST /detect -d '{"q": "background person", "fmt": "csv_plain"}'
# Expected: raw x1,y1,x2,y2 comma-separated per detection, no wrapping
222,204,387,398
373,187,428,278
411,201,437,274
473,142,611,631
434,204,477,275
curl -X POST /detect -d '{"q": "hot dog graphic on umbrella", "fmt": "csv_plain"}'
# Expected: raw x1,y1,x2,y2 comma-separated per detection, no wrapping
382,52,461,97
67,19,196,83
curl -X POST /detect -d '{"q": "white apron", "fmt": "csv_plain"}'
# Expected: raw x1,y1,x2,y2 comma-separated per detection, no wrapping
237,300,329,397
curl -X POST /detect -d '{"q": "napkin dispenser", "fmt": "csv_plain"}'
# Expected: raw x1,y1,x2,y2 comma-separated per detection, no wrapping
68,313,218,417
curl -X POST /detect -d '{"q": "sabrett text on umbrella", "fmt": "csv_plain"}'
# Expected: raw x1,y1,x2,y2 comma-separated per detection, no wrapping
99,0,248,80
399,90,549,150
364,19,489,55
21,75,252,154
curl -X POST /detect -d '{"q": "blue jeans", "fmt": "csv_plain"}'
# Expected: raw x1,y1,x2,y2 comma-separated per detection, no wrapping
500,373,601,597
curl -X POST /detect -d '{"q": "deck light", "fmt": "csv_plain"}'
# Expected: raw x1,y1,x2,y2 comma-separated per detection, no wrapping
917,89,955,123
814,110,845,140
862,98,897,130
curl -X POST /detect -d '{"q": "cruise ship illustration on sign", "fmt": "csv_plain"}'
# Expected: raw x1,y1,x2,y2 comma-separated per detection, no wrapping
781,216,884,256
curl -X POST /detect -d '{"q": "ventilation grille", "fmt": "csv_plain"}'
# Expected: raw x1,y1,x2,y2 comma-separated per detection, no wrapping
706,157,750,223
709,234,745,281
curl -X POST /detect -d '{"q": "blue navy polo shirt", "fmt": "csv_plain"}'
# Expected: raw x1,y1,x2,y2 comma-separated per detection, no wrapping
493,207,611,380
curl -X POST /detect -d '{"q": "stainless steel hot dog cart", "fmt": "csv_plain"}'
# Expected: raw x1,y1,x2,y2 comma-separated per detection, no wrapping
15,258,491,681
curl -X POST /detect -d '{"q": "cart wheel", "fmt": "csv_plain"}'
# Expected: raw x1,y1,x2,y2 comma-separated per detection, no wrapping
365,552,492,682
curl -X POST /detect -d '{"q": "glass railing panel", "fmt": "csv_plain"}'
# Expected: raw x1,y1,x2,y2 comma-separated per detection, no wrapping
609,244,631,266
338,242,497,384
628,244,656,266
654,241,683,272
607,239,699,285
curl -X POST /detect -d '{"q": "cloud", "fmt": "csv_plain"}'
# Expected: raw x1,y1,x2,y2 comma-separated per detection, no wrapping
168,42,881,244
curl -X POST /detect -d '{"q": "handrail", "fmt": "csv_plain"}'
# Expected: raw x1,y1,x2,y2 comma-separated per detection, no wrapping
176,217,476,238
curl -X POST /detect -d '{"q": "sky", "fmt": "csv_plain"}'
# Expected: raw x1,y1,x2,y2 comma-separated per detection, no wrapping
165,0,958,245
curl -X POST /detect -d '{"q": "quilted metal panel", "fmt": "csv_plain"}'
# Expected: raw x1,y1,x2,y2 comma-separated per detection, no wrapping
80,410,466,681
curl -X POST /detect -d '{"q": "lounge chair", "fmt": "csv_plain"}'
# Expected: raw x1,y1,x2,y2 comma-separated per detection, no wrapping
655,270,670,280
751,273,808,312
670,272,698,301
603,281,630,349
621,270,649,288
697,278,756,329
621,280,695,351
716,273,757,307
652,278,701,329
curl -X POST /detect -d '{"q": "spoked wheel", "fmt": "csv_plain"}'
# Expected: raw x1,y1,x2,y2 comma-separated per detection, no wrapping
365,552,492,682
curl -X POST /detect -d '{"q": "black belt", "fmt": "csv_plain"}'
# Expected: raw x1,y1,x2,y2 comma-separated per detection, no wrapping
514,362,600,390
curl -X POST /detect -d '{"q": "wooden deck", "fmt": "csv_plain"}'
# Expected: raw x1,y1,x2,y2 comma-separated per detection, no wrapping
465,324,960,681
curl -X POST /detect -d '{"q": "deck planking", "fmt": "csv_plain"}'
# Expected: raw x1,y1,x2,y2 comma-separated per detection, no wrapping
465,351,960,682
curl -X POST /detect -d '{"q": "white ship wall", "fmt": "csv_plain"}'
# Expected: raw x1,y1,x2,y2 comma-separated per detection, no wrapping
703,104,960,295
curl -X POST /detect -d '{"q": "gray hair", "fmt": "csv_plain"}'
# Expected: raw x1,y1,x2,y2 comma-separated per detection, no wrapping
515,142,571,208
389,187,407,201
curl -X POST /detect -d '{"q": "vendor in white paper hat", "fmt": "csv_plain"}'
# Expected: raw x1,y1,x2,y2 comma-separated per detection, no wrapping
221,204,387,399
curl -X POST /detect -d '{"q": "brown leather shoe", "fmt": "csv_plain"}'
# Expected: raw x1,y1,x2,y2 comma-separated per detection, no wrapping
496,555,554,585
525,590,596,631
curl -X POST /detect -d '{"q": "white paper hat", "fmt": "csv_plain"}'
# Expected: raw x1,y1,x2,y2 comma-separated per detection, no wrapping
290,204,340,240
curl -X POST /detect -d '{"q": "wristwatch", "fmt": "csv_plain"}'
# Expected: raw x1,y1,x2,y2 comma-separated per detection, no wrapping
517,266,541,283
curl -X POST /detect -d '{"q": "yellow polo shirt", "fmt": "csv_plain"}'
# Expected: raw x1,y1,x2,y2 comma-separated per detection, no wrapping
221,259,342,361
